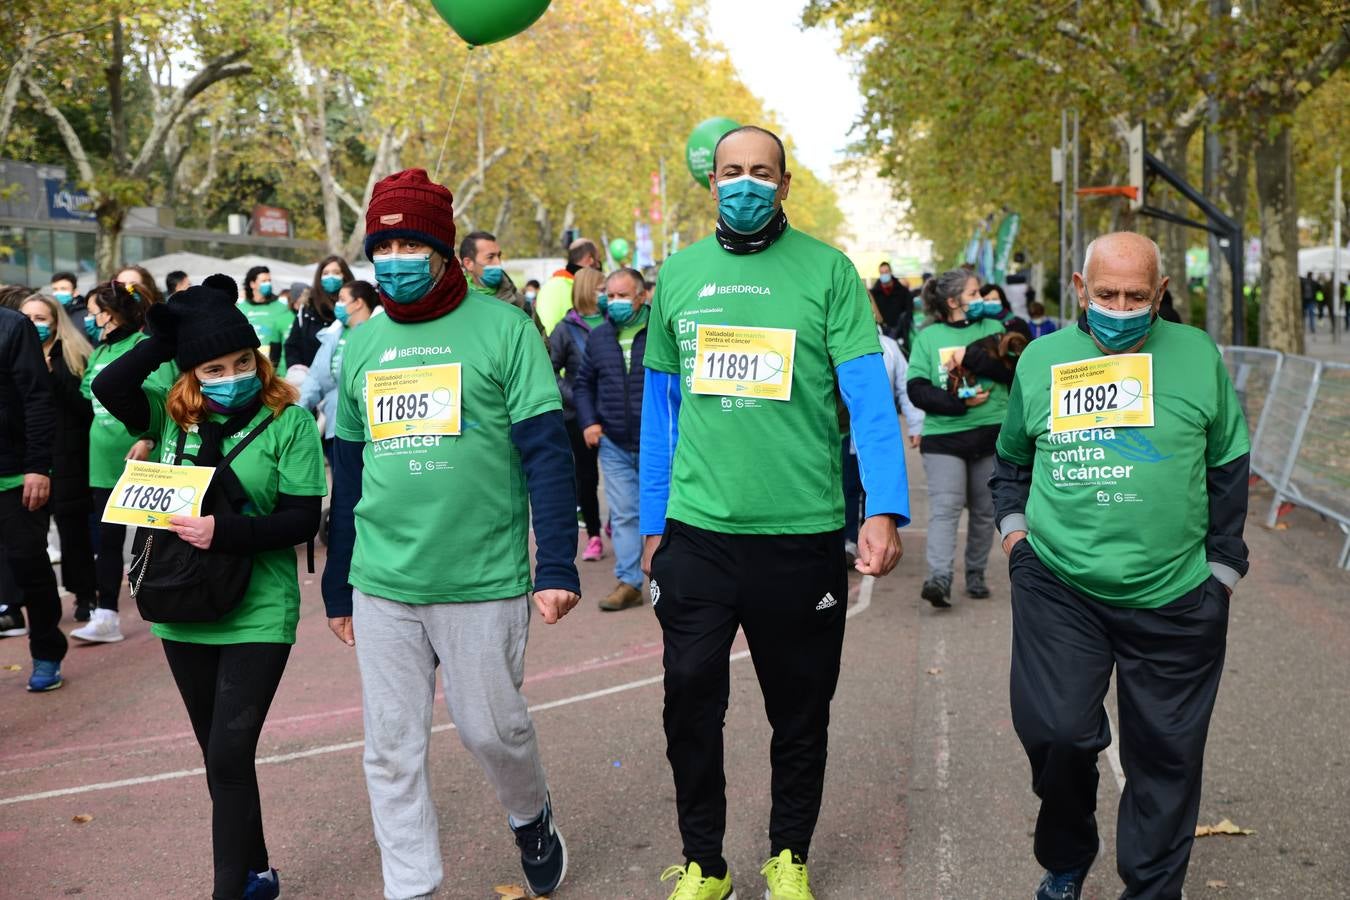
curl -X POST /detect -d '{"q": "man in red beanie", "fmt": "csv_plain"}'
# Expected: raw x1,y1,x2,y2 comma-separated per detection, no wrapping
322,168,580,899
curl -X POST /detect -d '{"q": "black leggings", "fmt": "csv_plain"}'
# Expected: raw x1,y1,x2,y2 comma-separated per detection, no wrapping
90,487,126,611
162,640,291,899
564,418,601,538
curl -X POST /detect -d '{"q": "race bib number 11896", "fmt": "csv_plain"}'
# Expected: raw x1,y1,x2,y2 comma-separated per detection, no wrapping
102,461,216,529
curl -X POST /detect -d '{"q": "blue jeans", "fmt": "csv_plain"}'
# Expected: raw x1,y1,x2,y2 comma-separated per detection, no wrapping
598,436,642,588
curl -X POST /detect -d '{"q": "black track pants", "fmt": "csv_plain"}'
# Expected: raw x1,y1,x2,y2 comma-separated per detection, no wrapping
1008,540,1228,900
651,519,847,870
0,487,67,663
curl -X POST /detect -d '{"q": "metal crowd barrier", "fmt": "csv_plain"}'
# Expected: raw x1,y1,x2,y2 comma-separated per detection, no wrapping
1222,347,1350,570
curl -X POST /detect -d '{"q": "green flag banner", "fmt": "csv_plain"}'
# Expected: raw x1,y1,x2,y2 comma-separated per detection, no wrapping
992,213,1021,285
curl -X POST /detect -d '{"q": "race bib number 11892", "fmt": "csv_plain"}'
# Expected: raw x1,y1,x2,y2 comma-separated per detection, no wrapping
1049,353,1154,433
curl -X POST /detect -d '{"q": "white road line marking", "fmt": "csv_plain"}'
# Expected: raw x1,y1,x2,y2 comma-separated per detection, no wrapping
932,632,955,899
1104,705,1126,791
1,575,878,807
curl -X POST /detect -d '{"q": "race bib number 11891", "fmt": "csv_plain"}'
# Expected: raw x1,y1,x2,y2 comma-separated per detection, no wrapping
690,325,796,402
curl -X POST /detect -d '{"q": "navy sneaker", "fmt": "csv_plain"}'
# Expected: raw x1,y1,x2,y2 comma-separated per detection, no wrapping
1035,867,1089,900
511,793,567,896
27,659,63,692
921,575,952,608
243,867,280,899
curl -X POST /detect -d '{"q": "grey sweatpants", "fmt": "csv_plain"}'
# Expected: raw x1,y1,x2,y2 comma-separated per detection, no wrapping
921,451,996,581
353,590,548,900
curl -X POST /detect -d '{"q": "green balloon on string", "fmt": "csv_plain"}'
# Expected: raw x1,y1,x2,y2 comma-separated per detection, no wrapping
609,238,630,262
429,0,551,46
685,116,740,187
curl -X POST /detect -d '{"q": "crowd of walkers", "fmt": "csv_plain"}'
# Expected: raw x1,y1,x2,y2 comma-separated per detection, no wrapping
0,125,1250,900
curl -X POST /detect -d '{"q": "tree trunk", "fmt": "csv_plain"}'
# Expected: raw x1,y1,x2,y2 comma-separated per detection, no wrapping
1211,129,1249,343
1255,123,1302,354
1155,126,1197,324
95,203,126,279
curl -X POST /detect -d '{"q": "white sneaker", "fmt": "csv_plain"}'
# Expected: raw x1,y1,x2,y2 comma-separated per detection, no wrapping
71,609,124,643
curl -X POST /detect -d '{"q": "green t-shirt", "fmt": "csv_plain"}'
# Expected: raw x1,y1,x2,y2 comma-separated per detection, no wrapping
335,293,562,603
238,300,296,374
147,398,327,644
618,319,646,371
906,318,1010,436
997,319,1249,608
643,227,880,534
582,313,605,329
81,332,178,489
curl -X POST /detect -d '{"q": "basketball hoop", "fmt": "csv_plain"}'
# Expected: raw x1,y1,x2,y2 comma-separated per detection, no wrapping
1075,185,1140,200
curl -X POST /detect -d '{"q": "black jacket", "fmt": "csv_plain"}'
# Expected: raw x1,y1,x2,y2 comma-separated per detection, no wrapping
574,321,646,452
46,340,94,512
284,305,335,370
0,307,55,480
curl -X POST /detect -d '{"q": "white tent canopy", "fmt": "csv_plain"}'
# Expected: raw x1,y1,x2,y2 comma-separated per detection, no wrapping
1298,244,1350,279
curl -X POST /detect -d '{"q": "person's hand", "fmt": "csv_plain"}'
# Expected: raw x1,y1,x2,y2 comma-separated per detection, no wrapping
908,434,921,449
1002,530,1027,556
856,514,903,576
126,439,155,461
641,534,661,577
533,589,580,624
583,424,603,448
965,389,990,408
328,616,354,647
169,514,215,549
22,473,50,511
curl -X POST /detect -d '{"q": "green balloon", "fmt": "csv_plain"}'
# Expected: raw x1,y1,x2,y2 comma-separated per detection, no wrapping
609,238,630,261
685,116,740,187
430,0,551,47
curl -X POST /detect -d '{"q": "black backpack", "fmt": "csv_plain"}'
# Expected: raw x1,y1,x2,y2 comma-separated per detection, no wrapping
127,407,278,624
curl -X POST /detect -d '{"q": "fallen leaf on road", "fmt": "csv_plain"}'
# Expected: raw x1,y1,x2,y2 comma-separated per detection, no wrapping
1195,818,1254,837
72,814,93,824
1207,880,1229,889
1273,522,1289,531
926,667,942,675
2,664,20,671
494,886,537,899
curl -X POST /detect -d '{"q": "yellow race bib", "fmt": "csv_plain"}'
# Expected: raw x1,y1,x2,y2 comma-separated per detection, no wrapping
102,461,216,529
1050,353,1154,433
365,364,462,441
690,325,796,402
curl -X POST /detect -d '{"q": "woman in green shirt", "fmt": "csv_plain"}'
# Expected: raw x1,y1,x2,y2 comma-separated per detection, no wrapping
91,279,326,900
905,268,1018,607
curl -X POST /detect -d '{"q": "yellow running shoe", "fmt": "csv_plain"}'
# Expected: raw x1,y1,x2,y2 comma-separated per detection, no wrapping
661,861,737,900
760,850,813,899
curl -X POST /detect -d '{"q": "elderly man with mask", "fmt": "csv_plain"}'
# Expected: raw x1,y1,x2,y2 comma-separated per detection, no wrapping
640,125,910,900
992,231,1250,900
321,169,580,899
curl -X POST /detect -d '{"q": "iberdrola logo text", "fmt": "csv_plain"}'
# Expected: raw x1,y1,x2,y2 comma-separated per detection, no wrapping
698,282,771,297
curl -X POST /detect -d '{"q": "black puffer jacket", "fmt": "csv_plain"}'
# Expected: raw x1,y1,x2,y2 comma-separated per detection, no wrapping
0,307,55,479
45,340,94,513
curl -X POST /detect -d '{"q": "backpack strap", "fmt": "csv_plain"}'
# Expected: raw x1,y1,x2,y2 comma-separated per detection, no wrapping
220,410,280,469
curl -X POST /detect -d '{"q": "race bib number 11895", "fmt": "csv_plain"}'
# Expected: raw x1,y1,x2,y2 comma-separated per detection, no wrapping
365,363,462,441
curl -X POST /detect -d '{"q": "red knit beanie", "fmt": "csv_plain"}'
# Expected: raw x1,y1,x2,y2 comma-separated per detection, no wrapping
364,169,457,262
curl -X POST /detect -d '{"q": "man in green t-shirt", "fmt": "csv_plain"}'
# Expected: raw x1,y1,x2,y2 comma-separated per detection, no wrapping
991,232,1250,900
640,126,910,900
322,169,579,900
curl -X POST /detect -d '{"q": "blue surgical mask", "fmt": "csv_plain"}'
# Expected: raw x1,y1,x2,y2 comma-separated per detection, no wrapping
879,273,893,284
334,302,350,326
54,290,73,304
199,371,262,410
480,265,504,288
980,299,1004,319
258,281,274,298
321,274,344,294
34,323,52,342
373,253,436,304
84,314,101,340
963,299,986,321
1086,301,1155,351
716,174,779,234
608,300,648,327
596,293,609,314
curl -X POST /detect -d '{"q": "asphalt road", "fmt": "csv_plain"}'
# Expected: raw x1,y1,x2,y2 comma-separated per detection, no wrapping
2,446,1347,899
